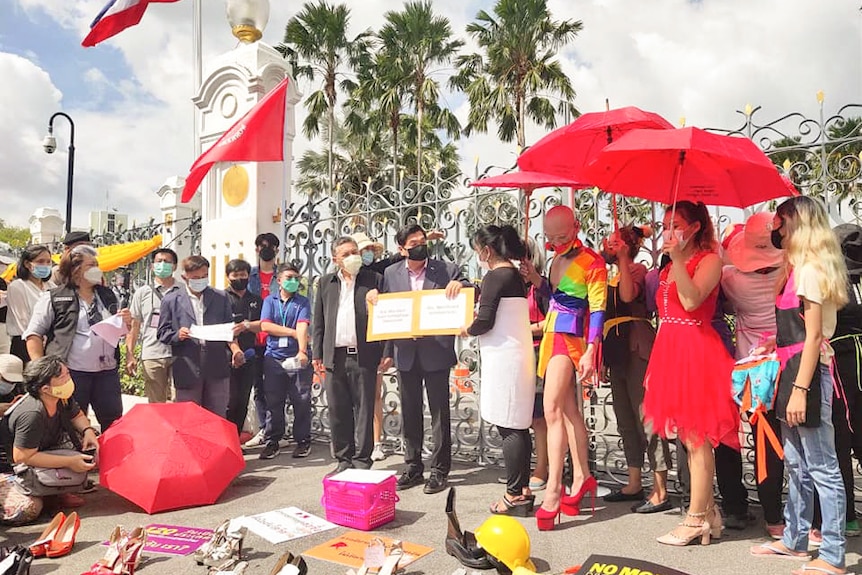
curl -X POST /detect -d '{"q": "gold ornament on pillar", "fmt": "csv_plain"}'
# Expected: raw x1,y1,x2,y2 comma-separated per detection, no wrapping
222,165,250,207
226,0,270,43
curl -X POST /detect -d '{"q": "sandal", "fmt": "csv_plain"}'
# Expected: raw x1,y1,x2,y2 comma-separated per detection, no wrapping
791,562,846,575
269,551,308,575
750,542,811,560
378,541,404,575
349,538,386,575
490,494,535,517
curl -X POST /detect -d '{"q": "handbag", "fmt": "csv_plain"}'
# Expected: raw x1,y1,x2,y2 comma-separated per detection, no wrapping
12,449,88,497
0,545,32,575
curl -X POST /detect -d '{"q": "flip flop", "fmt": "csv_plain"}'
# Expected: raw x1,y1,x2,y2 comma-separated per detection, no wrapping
749,543,811,560
791,564,846,575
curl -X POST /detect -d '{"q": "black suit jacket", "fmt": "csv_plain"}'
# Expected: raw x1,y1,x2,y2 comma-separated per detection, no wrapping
313,268,383,370
382,259,474,372
157,287,234,388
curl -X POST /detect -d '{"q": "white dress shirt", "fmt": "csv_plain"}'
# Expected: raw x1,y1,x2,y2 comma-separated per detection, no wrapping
187,286,205,326
334,270,358,348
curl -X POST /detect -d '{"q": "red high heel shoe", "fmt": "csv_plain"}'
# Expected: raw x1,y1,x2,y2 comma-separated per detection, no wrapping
121,527,147,575
46,511,80,558
30,512,65,557
535,505,561,531
81,526,124,575
561,475,597,516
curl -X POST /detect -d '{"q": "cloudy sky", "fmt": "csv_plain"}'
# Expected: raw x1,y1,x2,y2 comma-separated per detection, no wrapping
1,0,859,229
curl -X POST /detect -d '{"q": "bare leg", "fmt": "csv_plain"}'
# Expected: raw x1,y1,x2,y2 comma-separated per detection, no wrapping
562,384,590,492
648,470,668,504
531,416,549,483
540,355,575,511
666,440,716,539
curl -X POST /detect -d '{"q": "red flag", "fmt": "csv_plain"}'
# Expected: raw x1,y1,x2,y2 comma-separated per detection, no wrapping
182,77,289,203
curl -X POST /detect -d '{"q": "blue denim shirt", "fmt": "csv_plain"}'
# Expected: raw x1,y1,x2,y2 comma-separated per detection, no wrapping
260,292,311,361
248,265,279,298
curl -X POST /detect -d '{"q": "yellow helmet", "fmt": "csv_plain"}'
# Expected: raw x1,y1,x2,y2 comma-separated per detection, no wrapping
474,516,536,572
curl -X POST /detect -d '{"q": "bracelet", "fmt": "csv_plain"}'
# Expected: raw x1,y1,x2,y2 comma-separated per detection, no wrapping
792,384,809,393
82,426,100,437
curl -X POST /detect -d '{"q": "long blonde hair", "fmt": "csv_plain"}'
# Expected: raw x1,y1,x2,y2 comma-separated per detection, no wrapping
777,196,848,307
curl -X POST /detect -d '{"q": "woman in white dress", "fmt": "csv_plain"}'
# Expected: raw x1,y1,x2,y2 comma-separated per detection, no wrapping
6,245,55,362
461,224,536,515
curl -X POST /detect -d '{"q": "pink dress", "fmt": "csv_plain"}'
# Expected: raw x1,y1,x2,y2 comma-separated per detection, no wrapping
643,252,740,449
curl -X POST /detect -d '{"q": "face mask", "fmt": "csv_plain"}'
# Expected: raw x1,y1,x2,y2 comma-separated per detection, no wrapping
361,251,375,266
83,267,103,285
545,239,574,255
282,278,300,293
153,261,174,278
259,247,276,262
32,264,52,279
406,244,428,262
47,378,75,400
477,249,491,271
187,277,209,292
342,254,363,276
770,229,784,250
229,278,249,292
662,229,687,250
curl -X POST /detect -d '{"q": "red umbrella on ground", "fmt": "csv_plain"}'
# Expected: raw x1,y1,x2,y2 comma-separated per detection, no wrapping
581,127,793,209
99,402,245,514
517,106,674,228
470,170,586,240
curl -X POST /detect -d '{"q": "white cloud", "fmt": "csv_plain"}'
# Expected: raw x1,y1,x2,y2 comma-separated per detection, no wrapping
2,0,861,230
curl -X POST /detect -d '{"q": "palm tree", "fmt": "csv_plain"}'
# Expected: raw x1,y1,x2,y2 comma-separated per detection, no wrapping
450,0,582,150
277,1,371,195
378,1,463,182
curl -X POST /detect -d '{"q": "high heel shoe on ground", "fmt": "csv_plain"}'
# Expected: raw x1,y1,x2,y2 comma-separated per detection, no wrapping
81,526,124,575
46,511,80,558
30,512,65,557
535,504,561,531
378,541,403,575
656,509,714,546
268,551,308,575
203,522,246,567
121,527,147,575
490,494,535,517
194,520,230,565
561,475,598,516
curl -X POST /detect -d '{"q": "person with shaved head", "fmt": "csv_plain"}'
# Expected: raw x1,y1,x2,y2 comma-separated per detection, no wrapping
520,205,607,530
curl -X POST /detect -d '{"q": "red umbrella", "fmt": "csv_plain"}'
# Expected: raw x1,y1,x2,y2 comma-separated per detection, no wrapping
471,170,585,239
517,106,674,180
581,127,793,209
99,403,245,514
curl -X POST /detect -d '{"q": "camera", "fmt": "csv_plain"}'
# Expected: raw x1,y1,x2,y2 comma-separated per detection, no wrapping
42,135,57,154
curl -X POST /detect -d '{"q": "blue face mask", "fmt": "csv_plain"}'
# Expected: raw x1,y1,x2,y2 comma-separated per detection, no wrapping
32,265,52,279
361,251,375,266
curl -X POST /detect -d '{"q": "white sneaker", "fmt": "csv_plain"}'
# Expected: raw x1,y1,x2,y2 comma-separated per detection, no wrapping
371,444,386,461
243,429,265,448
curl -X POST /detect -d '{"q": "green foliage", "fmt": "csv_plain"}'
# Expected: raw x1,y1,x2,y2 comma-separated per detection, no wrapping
118,344,145,397
0,219,31,249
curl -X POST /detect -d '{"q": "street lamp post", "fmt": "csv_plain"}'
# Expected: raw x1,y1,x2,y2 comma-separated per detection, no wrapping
43,112,76,234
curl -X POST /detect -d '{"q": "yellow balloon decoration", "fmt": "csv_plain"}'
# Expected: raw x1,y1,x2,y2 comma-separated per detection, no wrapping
0,235,163,282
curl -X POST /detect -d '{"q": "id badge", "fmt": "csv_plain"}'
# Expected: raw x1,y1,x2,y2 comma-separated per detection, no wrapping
278,337,290,348
149,311,160,329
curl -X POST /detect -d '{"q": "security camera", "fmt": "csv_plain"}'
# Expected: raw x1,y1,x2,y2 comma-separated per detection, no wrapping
42,135,57,154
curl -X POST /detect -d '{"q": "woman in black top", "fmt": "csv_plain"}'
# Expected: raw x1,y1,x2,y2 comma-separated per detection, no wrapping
461,225,536,515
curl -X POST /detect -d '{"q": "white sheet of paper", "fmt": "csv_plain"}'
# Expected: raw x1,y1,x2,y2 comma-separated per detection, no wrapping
240,507,336,545
189,323,235,342
91,314,129,348
328,469,397,484
371,297,414,335
417,292,467,331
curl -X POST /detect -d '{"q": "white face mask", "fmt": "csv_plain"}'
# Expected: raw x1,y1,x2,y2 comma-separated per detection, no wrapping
342,254,363,276
661,229,687,250
83,267,103,285
187,277,209,292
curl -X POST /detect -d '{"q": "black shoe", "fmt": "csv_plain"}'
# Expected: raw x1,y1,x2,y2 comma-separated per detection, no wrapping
292,441,311,458
724,511,755,530
632,499,673,514
260,443,281,460
325,462,354,477
396,471,425,491
424,473,448,494
604,488,644,502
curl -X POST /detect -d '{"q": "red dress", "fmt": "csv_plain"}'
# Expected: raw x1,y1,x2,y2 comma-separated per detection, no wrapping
643,252,740,449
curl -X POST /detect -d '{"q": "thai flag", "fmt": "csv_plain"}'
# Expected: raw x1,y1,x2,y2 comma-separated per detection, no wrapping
82,0,181,47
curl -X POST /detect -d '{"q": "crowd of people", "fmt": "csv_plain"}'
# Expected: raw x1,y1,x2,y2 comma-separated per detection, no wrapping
0,196,861,574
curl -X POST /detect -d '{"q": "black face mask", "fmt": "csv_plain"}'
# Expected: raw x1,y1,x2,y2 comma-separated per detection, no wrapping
230,278,249,292
770,229,784,250
406,244,428,262
259,247,276,262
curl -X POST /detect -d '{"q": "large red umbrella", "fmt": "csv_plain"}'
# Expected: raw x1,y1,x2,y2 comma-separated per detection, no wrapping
517,106,674,180
470,170,585,239
581,127,793,209
99,403,245,514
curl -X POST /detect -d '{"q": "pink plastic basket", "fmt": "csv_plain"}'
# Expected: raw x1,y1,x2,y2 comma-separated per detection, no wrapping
322,475,399,530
